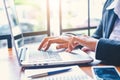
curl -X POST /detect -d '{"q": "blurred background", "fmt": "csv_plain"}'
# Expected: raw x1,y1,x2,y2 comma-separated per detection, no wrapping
0,0,106,48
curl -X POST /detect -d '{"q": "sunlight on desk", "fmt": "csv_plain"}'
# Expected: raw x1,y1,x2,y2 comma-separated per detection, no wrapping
0,48,21,80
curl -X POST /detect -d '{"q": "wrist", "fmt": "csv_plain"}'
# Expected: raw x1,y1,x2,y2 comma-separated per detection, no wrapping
76,35,99,51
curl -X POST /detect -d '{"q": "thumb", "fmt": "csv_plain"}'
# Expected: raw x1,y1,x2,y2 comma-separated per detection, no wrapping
81,47,91,53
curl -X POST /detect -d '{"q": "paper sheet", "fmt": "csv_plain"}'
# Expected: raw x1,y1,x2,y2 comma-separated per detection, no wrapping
24,65,93,80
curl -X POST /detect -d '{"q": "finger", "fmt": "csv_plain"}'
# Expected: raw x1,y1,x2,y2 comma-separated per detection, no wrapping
66,37,79,52
44,37,68,50
72,41,80,48
66,42,73,52
65,48,72,52
39,37,69,51
81,47,91,52
38,37,55,50
38,38,48,50
44,42,50,51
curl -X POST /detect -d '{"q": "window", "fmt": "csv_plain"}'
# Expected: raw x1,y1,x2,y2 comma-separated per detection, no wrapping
0,0,106,48
13,0,49,44
0,0,49,47
14,0,48,33
60,0,106,36
62,0,88,29
0,0,12,48
0,0,10,35
90,0,105,35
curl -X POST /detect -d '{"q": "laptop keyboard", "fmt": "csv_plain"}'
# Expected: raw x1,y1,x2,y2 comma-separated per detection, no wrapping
28,50,62,62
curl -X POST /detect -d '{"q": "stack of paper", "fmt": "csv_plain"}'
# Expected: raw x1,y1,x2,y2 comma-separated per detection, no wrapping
24,65,93,80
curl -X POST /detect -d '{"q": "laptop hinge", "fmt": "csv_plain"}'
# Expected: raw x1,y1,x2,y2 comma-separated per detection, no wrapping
20,47,27,62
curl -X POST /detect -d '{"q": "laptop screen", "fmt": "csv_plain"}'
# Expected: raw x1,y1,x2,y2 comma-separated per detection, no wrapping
4,0,25,57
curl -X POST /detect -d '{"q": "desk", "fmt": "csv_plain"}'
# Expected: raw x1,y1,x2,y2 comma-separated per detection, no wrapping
0,48,120,80
0,48,22,80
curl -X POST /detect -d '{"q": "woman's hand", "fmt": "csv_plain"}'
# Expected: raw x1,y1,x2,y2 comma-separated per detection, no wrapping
38,35,99,52
66,35,99,52
38,36,71,51
81,46,92,53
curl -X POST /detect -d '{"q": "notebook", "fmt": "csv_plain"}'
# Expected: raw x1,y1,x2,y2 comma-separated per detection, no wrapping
24,65,93,80
4,0,93,68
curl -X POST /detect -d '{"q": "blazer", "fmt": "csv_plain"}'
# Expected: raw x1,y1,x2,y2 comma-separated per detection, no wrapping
92,0,120,65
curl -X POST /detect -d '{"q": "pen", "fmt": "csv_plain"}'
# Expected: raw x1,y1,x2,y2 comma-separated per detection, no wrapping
28,68,71,79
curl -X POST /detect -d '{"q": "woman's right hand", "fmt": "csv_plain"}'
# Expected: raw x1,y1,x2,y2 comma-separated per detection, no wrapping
38,36,71,51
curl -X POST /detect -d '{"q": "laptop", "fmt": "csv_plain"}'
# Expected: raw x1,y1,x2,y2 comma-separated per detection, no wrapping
4,0,93,69
10,27,93,68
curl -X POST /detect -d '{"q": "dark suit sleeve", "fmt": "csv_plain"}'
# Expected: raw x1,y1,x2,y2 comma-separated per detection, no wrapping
96,38,120,65
92,0,120,65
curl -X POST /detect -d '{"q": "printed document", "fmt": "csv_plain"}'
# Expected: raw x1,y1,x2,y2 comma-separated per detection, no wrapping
24,65,93,80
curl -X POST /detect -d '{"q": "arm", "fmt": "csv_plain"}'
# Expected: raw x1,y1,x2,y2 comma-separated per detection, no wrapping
91,0,120,65
96,38,120,65
66,35,120,65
